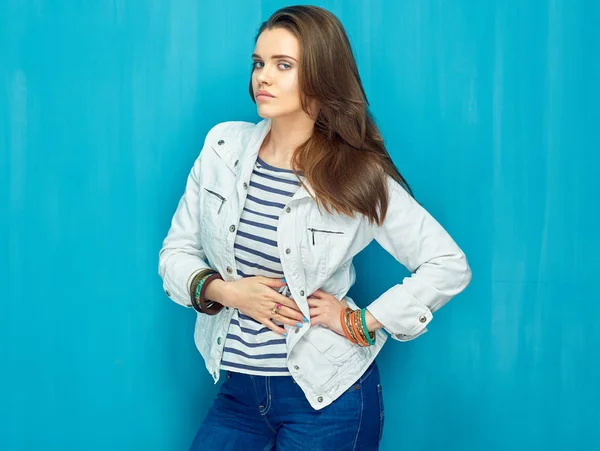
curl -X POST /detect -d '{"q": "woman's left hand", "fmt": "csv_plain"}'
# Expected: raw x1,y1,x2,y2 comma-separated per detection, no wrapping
307,289,349,337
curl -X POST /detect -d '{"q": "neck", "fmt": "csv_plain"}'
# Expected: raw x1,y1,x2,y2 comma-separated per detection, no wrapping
261,115,315,168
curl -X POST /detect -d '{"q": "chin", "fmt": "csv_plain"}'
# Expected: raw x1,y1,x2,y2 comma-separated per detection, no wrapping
256,107,281,119
256,105,299,120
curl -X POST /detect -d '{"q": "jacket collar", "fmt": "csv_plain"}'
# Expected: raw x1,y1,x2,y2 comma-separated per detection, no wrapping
210,119,315,202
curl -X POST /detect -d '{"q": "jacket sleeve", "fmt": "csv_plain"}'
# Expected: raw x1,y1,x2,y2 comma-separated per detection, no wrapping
366,176,472,341
158,133,215,308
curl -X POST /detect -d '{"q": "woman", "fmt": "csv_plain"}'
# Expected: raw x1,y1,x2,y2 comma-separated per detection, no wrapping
159,5,471,451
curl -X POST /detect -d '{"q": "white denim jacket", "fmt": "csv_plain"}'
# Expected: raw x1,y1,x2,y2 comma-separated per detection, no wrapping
158,119,472,410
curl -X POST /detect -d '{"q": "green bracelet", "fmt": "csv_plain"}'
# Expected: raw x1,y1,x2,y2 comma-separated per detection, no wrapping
361,308,376,346
194,273,213,304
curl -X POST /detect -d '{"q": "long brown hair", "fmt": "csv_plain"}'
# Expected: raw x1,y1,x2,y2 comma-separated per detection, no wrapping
248,5,414,226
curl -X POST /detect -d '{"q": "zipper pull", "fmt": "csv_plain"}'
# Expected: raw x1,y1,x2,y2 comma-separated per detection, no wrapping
308,228,316,245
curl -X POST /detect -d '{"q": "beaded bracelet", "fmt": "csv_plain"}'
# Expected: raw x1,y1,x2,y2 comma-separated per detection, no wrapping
351,309,370,347
343,308,360,344
340,308,376,347
340,308,358,344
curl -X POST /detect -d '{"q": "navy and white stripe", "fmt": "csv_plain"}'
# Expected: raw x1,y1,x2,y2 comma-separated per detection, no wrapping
220,157,301,376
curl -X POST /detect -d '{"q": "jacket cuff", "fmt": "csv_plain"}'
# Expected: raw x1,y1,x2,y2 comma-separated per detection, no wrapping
366,284,433,340
160,254,212,308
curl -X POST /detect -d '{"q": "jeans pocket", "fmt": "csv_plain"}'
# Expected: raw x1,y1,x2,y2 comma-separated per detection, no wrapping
376,383,385,443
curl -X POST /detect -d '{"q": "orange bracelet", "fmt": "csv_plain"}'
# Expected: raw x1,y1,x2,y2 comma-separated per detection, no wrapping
345,308,361,344
340,308,358,344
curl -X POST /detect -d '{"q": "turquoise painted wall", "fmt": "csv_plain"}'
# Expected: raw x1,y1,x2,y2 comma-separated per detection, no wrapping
2,1,598,449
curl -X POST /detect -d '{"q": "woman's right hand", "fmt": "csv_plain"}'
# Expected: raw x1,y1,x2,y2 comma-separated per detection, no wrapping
205,276,307,335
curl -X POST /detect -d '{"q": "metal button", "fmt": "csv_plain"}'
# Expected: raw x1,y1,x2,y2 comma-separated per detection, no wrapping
294,328,300,334
229,225,236,232
285,207,291,213
243,182,248,189
317,396,323,403
294,365,300,370
165,290,171,297
226,266,233,274
300,290,305,296
217,139,224,145
217,337,222,345
419,315,427,323
285,248,291,254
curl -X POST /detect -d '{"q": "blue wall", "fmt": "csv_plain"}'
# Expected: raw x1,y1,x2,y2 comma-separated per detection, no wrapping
2,1,598,449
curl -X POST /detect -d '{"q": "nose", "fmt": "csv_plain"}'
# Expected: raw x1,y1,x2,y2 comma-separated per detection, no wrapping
256,62,274,86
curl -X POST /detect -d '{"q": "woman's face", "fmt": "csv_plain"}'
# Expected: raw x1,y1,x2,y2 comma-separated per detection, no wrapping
252,28,304,120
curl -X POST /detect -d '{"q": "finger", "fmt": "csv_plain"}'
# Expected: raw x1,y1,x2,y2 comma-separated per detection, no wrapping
273,316,305,328
262,318,287,335
307,298,321,308
276,305,306,324
309,289,326,298
269,292,304,313
258,276,287,289
309,308,323,318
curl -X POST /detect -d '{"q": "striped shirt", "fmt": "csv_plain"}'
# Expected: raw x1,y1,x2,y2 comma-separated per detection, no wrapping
220,156,301,376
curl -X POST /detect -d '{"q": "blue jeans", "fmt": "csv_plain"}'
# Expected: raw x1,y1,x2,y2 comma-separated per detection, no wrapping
190,361,385,451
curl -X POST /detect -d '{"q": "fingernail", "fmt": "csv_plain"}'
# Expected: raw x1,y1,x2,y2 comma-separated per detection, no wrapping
281,277,286,283
296,322,303,328
282,332,287,337
303,317,309,323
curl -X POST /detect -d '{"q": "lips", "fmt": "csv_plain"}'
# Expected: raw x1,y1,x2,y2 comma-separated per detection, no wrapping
256,90,274,98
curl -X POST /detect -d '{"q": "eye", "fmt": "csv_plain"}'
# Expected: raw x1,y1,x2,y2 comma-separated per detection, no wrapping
278,62,292,70
252,61,264,69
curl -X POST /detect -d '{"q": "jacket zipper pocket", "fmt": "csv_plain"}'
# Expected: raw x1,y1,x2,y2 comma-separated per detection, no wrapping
307,228,344,245
204,188,226,214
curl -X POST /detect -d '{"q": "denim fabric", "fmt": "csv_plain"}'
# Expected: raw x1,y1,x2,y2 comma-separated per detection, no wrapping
190,361,385,451
159,119,471,407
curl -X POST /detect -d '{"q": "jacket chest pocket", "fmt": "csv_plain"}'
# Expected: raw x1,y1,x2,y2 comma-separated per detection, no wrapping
300,226,345,275
199,186,228,241
203,187,226,213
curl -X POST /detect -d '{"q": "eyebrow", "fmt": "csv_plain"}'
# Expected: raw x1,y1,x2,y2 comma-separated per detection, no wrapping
252,53,298,62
